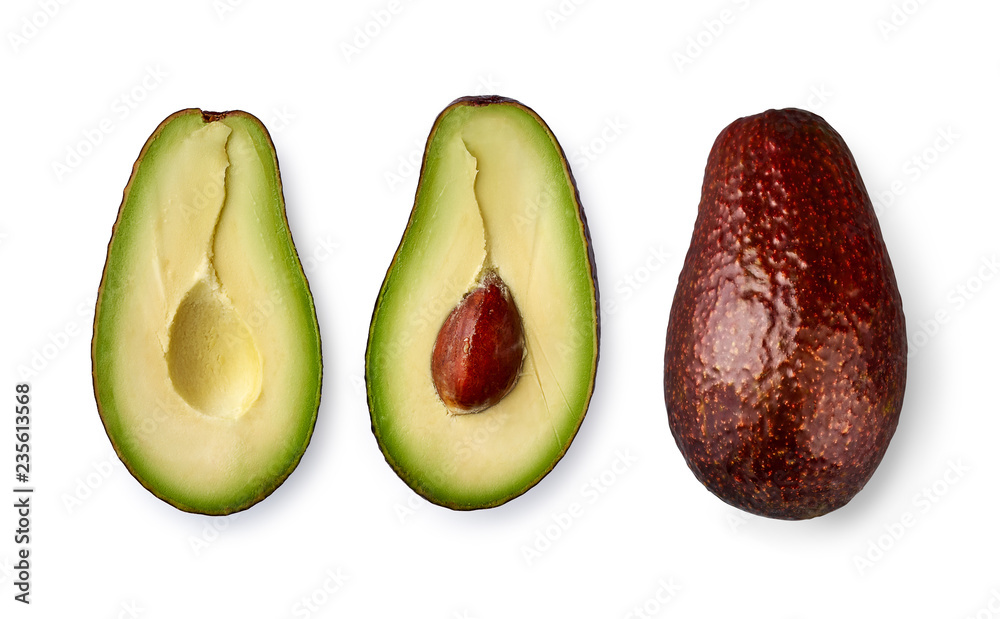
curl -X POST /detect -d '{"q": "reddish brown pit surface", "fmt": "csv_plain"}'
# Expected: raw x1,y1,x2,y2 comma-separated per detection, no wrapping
431,271,525,414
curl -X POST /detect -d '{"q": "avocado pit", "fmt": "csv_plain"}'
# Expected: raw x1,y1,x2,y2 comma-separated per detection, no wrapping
431,270,525,414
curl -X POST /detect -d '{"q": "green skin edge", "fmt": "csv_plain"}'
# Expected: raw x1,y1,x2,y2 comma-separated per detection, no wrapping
91,108,322,516
365,95,601,511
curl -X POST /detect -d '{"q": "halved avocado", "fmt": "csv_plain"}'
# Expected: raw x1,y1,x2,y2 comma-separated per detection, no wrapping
92,109,322,515
366,96,600,510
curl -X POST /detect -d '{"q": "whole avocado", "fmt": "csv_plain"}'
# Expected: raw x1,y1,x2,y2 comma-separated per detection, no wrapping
664,108,907,520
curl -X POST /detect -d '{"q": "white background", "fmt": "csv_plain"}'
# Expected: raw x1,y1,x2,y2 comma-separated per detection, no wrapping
2,0,998,617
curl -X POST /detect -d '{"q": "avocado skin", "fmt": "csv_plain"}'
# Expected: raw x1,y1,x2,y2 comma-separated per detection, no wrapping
664,108,906,520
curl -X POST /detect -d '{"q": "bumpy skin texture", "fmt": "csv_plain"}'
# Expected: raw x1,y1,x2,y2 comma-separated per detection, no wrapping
664,108,906,520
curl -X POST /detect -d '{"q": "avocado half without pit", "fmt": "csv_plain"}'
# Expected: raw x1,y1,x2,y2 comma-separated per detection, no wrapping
664,108,906,519
92,109,322,515
366,96,600,510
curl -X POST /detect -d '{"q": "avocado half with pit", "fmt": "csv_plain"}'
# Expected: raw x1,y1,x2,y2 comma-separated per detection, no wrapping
92,109,322,515
366,96,600,510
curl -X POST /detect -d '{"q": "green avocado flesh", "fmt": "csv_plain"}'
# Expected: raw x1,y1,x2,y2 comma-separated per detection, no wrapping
366,96,599,510
93,109,322,515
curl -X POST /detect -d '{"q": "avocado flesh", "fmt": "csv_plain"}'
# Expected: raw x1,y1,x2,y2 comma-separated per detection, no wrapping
93,109,321,515
367,97,599,510
664,108,906,520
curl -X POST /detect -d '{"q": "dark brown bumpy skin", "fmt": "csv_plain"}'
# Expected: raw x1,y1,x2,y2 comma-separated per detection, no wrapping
664,108,907,520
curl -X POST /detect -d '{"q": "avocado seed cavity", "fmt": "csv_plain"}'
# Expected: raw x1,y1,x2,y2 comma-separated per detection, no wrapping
166,278,262,420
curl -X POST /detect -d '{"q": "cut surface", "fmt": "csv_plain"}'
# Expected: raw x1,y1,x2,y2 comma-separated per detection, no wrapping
93,109,322,515
367,97,599,509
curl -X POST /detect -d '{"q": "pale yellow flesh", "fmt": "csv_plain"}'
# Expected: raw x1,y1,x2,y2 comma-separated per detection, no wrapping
99,116,318,511
370,104,597,505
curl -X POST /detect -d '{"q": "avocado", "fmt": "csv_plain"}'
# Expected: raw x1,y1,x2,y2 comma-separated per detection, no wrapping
366,96,599,510
664,108,906,520
92,109,322,515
